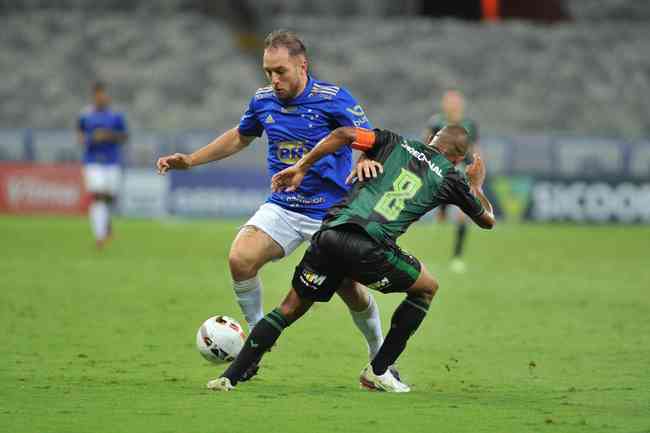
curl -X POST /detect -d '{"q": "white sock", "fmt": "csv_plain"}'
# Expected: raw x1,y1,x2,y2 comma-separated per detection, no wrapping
89,201,109,240
233,276,264,330
349,294,384,360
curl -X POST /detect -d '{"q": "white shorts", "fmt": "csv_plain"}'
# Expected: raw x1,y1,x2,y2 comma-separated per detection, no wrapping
83,163,122,195
244,202,323,257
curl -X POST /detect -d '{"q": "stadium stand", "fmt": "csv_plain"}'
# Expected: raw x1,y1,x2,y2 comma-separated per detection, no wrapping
0,1,648,167
567,0,650,21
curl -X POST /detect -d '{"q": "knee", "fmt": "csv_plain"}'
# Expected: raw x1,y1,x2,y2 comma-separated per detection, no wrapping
228,249,259,280
415,278,439,304
278,300,305,325
276,289,312,325
278,302,297,323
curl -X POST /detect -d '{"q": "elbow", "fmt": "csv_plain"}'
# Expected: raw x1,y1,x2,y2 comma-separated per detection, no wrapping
235,128,255,149
332,127,356,142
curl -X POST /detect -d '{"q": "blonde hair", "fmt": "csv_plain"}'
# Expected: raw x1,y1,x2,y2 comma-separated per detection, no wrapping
264,29,307,58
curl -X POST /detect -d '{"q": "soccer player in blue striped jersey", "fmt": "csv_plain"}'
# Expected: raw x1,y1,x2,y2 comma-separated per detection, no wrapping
78,81,128,249
157,30,392,385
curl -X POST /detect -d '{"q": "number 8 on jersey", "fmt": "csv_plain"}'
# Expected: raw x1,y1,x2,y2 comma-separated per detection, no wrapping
374,169,423,221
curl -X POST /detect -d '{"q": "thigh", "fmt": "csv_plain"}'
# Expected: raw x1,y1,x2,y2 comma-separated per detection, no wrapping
83,164,104,194
231,225,284,266
104,165,122,197
353,244,422,294
406,262,437,295
244,203,304,257
336,279,370,312
292,230,346,303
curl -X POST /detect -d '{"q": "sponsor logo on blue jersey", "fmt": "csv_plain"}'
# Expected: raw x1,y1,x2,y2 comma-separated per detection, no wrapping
277,141,308,164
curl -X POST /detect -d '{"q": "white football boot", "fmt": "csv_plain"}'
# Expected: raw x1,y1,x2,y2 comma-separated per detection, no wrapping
359,364,411,393
206,377,234,391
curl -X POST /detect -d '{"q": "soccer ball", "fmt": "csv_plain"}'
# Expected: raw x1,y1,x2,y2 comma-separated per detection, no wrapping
196,315,246,364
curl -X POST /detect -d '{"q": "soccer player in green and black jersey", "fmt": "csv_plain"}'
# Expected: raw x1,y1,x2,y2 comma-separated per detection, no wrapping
425,90,480,273
207,125,495,393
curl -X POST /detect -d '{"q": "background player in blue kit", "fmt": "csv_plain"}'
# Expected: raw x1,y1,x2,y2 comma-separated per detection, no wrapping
77,81,128,249
156,30,393,384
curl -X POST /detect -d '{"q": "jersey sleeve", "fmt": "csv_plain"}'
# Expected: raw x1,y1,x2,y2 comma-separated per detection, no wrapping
330,88,372,129
437,170,485,218
350,128,400,163
237,97,264,137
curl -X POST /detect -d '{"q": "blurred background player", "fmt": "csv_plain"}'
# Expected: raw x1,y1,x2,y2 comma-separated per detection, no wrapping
424,89,479,273
77,81,128,249
157,30,392,382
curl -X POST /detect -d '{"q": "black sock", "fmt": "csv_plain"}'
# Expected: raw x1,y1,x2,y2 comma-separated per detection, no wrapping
453,223,467,257
371,295,430,375
222,308,289,385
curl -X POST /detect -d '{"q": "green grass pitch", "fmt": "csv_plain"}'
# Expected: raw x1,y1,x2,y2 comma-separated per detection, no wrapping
1,216,649,433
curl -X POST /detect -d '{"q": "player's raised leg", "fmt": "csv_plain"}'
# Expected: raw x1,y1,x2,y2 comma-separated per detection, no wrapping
208,288,313,390
228,225,284,330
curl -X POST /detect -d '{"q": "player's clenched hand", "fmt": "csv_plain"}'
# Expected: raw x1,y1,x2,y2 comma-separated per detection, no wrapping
156,153,192,175
345,159,383,184
271,166,306,193
466,153,486,188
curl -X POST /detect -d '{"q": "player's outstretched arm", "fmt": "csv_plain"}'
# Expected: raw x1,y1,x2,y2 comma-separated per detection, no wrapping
156,127,255,174
466,154,496,229
272,127,358,192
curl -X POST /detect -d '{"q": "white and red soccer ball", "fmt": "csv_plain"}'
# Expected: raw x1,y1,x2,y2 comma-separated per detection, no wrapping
196,315,246,364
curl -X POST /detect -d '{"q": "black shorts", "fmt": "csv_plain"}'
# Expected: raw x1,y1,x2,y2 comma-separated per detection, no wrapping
292,225,422,302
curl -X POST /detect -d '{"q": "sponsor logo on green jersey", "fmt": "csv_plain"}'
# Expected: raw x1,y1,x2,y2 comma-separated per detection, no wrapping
400,141,444,177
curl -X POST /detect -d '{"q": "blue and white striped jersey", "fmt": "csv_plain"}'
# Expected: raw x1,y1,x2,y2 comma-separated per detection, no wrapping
238,76,372,219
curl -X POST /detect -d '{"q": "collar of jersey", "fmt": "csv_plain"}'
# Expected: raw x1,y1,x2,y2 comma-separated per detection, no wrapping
277,76,315,106
422,141,437,154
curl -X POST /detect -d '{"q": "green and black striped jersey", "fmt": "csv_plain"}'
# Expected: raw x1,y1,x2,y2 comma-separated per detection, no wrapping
323,129,485,245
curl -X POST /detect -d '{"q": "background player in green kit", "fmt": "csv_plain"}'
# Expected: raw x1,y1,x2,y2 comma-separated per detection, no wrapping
207,125,495,393
425,90,479,273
